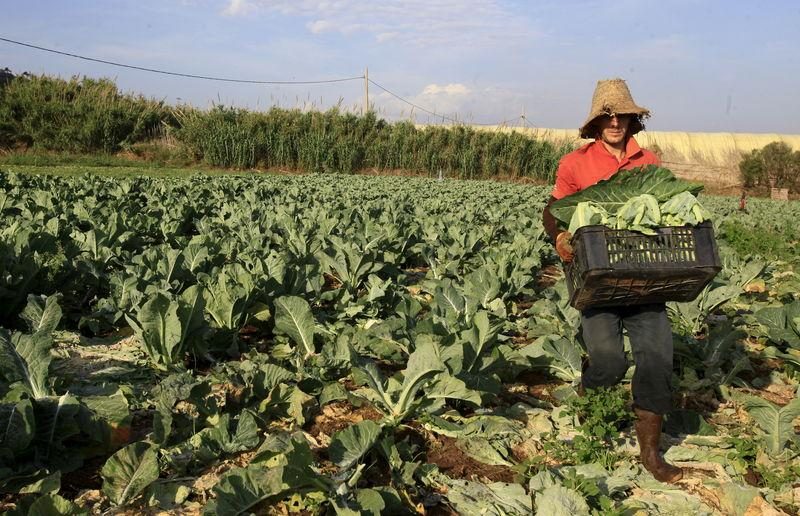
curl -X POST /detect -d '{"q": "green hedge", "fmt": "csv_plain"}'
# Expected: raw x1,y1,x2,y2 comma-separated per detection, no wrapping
0,73,573,180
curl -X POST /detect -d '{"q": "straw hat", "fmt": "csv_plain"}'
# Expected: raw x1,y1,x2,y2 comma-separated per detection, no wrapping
579,78,650,139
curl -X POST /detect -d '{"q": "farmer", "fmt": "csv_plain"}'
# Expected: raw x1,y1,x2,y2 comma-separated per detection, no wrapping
541,78,683,483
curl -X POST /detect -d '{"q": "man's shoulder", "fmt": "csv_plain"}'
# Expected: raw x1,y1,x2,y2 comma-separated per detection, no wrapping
637,147,661,165
559,141,596,164
627,136,660,165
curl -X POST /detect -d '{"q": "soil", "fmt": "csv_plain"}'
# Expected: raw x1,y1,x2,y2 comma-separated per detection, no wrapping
60,456,105,500
676,389,720,413
0,495,20,514
737,386,796,407
744,467,762,487
535,264,562,290
403,266,430,286
323,273,342,290
424,434,516,483
190,450,259,495
129,409,154,443
307,401,383,439
514,370,564,405
53,332,144,381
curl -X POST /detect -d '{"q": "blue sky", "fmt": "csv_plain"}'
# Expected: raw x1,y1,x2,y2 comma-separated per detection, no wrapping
2,0,799,133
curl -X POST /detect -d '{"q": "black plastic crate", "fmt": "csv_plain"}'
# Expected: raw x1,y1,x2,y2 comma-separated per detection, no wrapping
564,222,722,310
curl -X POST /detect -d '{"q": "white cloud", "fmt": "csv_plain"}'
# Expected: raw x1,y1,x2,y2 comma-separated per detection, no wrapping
421,83,470,96
371,82,537,125
221,0,254,16
306,19,335,33
220,0,538,47
375,32,399,43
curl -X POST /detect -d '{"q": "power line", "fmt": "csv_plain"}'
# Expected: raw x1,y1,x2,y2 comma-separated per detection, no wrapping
478,115,523,127
492,115,524,127
520,115,538,129
367,78,462,124
0,36,363,85
2,36,528,127
368,78,522,127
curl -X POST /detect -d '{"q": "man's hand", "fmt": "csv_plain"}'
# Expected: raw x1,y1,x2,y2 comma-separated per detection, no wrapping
555,231,574,262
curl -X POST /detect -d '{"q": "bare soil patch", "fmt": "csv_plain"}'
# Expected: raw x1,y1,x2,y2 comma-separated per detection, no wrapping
425,434,516,483
60,456,105,500
515,370,564,405
535,264,562,290
307,401,383,439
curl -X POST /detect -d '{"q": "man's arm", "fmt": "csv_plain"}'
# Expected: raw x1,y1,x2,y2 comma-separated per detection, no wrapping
543,159,577,262
543,158,577,242
542,196,560,242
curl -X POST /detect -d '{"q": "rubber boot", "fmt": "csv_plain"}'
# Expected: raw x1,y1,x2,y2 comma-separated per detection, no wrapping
634,408,683,483
576,358,588,397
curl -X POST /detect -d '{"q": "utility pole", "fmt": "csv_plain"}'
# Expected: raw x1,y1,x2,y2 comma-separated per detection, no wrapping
364,67,369,115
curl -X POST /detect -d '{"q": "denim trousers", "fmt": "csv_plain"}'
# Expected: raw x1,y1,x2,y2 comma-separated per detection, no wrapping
580,303,674,414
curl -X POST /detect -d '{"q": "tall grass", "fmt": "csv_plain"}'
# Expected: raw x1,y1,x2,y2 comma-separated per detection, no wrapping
173,106,573,180
0,73,572,180
0,74,171,153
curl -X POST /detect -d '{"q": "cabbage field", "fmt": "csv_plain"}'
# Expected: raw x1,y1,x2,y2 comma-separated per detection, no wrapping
0,170,799,515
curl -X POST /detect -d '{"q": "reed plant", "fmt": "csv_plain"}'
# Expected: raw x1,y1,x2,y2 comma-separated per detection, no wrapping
172,106,572,179
0,74,170,153
1,73,572,180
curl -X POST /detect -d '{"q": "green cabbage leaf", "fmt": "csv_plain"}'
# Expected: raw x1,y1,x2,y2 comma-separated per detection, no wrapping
551,166,708,234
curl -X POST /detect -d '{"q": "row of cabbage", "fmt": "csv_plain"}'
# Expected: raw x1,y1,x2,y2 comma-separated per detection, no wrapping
0,170,798,514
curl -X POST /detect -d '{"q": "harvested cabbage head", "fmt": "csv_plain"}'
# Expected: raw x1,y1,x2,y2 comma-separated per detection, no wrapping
568,202,610,234
660,191,712,226
613,194,661,234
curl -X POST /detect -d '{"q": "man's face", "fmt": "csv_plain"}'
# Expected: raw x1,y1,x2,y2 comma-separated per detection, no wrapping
597,114,632,145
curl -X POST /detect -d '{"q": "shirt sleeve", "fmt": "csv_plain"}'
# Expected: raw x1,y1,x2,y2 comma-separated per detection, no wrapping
643,149,661,166
551,158,578,200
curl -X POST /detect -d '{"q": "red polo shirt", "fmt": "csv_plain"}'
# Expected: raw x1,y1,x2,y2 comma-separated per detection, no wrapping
551,137,660,199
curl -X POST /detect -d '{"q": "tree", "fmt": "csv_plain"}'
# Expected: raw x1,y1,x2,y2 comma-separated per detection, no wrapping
739,141,800,193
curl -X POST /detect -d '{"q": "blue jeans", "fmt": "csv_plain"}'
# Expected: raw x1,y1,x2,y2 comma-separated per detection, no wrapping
580,303,674,414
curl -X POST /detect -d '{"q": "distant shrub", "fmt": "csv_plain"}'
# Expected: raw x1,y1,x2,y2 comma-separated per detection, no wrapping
0,74,173,153
739,141,800,193
0,68,13,88
0,69,15,147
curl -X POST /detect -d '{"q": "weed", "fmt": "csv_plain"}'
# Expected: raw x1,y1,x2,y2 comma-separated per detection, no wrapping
719,220,798,262
542,386,633,470
561,469,625,516
726,435,800,491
